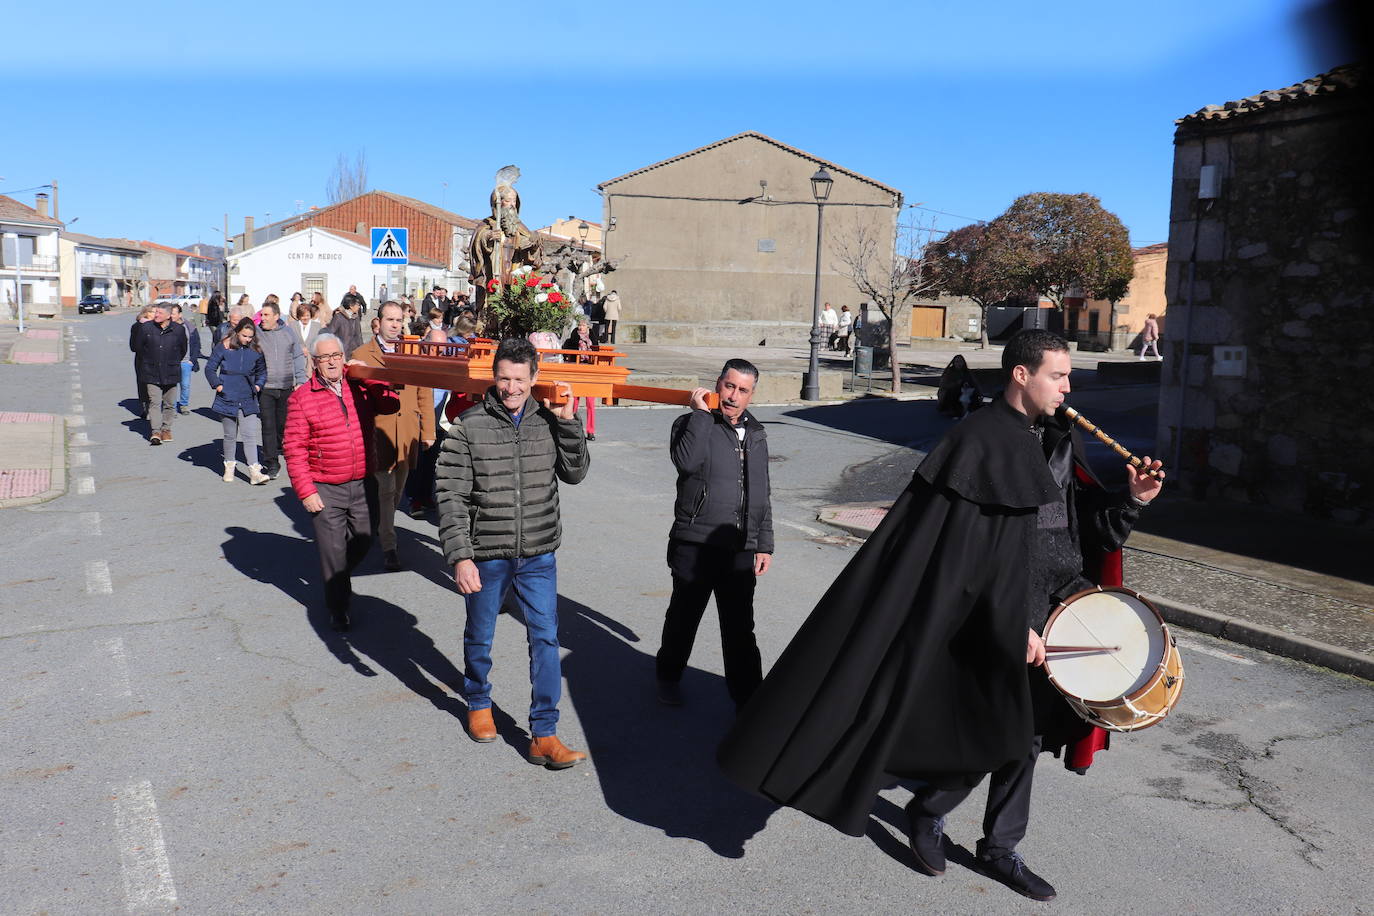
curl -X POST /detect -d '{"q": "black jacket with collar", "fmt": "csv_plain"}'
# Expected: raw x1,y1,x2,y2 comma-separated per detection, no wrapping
668,407,774,554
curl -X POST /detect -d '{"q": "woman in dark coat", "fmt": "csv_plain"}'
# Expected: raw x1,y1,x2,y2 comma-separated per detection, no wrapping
205,318,268,484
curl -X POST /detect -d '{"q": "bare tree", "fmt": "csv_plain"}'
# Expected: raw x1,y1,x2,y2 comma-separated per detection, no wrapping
326,151,369,205
830,220,938,394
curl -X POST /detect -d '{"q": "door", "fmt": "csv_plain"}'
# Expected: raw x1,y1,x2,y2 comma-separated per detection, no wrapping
910,306,945,339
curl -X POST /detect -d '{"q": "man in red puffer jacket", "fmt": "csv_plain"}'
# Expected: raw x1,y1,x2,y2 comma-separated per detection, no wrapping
284,332,399,632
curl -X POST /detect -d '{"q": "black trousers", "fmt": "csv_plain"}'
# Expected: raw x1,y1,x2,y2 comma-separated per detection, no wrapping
910,734,1044,857
655,539,762,706
258,387,291,473
312,478,378,612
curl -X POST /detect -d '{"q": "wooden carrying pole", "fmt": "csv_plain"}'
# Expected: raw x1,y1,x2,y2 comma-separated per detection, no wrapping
346,340,718,408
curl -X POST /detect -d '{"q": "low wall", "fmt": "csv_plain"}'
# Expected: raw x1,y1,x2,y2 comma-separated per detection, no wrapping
624,321,811,348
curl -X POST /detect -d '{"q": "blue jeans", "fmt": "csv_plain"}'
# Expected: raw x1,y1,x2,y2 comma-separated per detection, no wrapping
177,360,193,409
462,552,562,737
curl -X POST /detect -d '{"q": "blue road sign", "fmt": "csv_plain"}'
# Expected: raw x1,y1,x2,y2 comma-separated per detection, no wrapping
371,227,409,265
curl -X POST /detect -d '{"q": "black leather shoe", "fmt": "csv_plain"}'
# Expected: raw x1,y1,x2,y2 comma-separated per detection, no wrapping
383,550,402,572
329,609,351,633
904,801,946,876
655,678,683,706
977,850,1056,901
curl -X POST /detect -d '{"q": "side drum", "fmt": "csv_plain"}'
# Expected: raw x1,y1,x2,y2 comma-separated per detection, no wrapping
1042,587,1184,733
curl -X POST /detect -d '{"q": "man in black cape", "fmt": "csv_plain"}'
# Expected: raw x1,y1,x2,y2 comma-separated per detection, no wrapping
718,330,1164,901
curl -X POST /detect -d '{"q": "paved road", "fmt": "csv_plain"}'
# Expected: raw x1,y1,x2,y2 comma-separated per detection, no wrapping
2,311,1371,915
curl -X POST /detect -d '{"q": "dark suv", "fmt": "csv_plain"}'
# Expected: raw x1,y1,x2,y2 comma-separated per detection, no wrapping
77,295,110,314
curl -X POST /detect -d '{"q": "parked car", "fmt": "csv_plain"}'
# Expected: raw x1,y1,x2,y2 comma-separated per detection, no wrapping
77,295,110,314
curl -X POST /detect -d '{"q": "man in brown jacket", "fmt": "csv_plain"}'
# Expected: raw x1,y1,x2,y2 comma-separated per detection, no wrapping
351,301,436,571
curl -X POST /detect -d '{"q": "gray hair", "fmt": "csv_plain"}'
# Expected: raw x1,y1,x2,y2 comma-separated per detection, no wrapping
312,332,345,357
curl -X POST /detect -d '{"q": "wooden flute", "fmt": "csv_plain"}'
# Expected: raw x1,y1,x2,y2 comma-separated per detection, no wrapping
1061,406,1165,479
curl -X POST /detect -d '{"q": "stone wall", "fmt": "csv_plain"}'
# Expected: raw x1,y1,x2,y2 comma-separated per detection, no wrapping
1158,88,1372,522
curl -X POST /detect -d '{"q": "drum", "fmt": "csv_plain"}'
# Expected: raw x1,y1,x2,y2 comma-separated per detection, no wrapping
1041,587,1184,733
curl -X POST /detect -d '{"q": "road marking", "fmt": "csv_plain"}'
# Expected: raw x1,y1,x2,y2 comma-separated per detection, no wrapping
82,511,102,535
1175,636,1256,666
68,415,86,426
76,476,96,495
72,432,90,446
113,780,178,911
101,636,133,696
86,560,113,595
73,451,91,466
778,518,827,537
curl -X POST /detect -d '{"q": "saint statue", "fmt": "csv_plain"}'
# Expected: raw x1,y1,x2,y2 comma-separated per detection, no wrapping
468,167,542,309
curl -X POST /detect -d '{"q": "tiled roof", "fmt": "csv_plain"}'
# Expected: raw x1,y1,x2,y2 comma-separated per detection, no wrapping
64,231,146,254
311,227,446,270
597,131,902,198
1177,65,1362,126
1132,243,1168,257
0,195,64,227
138,240,218,261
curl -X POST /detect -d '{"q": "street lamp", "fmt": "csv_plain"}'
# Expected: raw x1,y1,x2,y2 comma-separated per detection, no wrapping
802,166,833,401
578,220,589,246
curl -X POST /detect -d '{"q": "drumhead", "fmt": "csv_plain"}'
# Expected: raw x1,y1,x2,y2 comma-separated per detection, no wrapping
1044,589,1166,702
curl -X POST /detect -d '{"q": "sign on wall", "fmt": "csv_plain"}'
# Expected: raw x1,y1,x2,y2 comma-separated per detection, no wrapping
371,227,409,265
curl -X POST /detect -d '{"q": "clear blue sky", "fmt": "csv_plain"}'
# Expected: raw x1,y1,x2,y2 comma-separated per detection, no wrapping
2,0,1342,251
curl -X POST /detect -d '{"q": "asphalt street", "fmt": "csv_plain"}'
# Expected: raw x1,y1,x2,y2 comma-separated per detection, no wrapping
2,311,1372,915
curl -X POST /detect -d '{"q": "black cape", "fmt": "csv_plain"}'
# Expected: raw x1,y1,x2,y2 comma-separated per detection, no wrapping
717,398,1066,837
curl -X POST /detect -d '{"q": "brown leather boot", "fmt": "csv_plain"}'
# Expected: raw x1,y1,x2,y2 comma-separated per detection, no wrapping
160,428,173,443
528,735,587,770
467,708,497,743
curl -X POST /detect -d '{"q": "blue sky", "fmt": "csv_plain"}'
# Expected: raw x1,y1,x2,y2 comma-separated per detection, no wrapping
2,0,1342,251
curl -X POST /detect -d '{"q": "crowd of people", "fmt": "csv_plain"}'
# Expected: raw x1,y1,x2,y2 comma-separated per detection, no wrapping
128,291,1166,902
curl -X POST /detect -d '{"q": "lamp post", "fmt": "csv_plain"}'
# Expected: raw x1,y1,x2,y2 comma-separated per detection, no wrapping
802,167,833,401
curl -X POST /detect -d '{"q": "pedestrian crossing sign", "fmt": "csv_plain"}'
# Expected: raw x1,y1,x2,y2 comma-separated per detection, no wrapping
370,227,409,265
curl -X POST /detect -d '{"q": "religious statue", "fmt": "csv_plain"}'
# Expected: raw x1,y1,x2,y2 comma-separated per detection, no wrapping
468,166,542,309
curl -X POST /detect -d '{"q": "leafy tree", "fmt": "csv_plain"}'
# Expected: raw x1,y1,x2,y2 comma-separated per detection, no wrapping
990,192,1133,311
924,222,1031,349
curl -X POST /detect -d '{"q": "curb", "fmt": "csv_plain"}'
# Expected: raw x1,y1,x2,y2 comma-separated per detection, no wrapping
0,415,68,509
1151,597,1374,683
814,507,1374,683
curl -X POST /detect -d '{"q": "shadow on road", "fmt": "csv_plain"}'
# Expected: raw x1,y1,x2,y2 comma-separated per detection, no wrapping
557,595,777,858
778,398,941,447
218,514,473,719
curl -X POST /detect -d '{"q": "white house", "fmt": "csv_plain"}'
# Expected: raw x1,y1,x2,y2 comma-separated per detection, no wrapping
227,226,447,308
0,193,64,318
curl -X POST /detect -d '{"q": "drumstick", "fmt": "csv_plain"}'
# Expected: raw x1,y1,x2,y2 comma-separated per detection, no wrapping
1045,645,1120,654
1061,406,1164,480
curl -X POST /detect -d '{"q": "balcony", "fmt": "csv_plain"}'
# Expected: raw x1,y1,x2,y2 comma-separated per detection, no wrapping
0,254,58,273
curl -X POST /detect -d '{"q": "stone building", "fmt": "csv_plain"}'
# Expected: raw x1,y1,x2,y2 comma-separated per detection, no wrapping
598,132,904,346
1158,65,1370,521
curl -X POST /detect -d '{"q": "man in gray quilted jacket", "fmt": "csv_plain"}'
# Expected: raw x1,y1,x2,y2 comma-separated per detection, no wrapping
435,337,591,769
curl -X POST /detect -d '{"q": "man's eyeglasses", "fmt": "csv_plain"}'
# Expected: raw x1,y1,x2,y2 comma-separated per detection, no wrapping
316,353,345,362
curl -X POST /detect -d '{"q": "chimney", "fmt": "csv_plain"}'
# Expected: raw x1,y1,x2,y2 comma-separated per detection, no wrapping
356,221,367,236
244,216,255,249
35,193,49,218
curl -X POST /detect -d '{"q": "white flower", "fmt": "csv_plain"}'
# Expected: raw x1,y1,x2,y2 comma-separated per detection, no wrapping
535,293,549,303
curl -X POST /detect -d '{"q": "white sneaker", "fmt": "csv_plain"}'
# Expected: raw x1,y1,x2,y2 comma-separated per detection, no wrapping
248,464,269,486
223,461,236,482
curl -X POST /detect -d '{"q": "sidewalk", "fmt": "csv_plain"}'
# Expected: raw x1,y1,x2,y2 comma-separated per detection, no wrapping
0,319,69,507
819,498,1374,681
